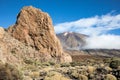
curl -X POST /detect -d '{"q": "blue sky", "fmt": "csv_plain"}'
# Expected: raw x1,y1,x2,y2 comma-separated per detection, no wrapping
0,0,120,28
0,0,120,49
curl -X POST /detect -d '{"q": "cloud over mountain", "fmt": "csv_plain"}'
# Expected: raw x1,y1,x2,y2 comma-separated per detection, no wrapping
84,34,120,49
54,12,120,49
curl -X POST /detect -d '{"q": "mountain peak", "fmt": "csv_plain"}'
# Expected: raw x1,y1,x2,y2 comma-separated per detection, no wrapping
63,32,68,36
57,32,87,50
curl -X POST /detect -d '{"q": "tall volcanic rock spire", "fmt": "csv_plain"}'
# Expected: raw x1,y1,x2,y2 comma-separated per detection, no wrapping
8,6,72,63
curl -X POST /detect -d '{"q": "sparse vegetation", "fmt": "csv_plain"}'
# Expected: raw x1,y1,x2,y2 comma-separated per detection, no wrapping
0,63,23,80
1,57,120,80
105,74,117,80
109,60,120,69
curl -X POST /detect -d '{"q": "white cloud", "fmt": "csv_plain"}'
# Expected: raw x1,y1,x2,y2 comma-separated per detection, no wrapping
54,12,120,49
54,13,120,36
84,35,120,49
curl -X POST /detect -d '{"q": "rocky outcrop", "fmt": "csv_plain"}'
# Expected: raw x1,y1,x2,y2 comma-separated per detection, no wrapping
0,27,40,65
0,27,5,39
8,6,72,63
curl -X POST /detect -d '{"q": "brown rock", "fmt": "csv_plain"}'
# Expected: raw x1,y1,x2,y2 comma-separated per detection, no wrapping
0,27,5,39
0,28,40,65
8,6,72,63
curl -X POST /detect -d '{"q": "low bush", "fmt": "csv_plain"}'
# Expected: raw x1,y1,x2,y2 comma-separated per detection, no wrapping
109,60,120,69
78,74,88,80
0,63,23,80
70,62,81,67
105,74,117,80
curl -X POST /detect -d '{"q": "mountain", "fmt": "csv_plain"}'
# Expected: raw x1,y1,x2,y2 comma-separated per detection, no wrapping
57,32,120,58
57,32,88,50
0,6,72,65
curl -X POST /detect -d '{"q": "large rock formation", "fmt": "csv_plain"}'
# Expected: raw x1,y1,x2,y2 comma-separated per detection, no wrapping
8,6,72,63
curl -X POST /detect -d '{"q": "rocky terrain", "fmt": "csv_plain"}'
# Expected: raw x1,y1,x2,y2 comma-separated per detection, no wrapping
1,56,119,80
0,6,120,80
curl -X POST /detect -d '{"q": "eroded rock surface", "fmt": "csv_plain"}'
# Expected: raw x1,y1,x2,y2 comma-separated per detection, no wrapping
8,6,72,63
0,27,40,65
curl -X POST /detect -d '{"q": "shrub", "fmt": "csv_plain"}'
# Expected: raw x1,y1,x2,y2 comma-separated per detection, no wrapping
96,68,107,74
70,62,81,67
71,70,79,79
78,74,88,80
29,71,40,79
60,63,70,67
0,63,23,80
44,71,70,80
103,58,111,63
109,60,120,69
23,76,32,80
105,66,112,72
42,62,50,66
24,59,34,65
88,74,94,79
87,66,95,74
49,61,55,66
105,74,117,80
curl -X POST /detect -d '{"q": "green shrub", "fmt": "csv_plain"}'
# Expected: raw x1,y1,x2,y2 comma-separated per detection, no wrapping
24,59,34,65
70,62,81,67
60,63,70,67
42,62,50,66
71,70,79,79
109,60,120,69
103,58,111,63
49,61,55,66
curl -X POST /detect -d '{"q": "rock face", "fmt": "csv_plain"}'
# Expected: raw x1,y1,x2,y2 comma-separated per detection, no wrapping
0,27,5,39
0,27,40,65
8,6,72,63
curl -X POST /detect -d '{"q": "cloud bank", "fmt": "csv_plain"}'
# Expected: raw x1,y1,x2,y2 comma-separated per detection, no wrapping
84,35,120,49
54,13,120,49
